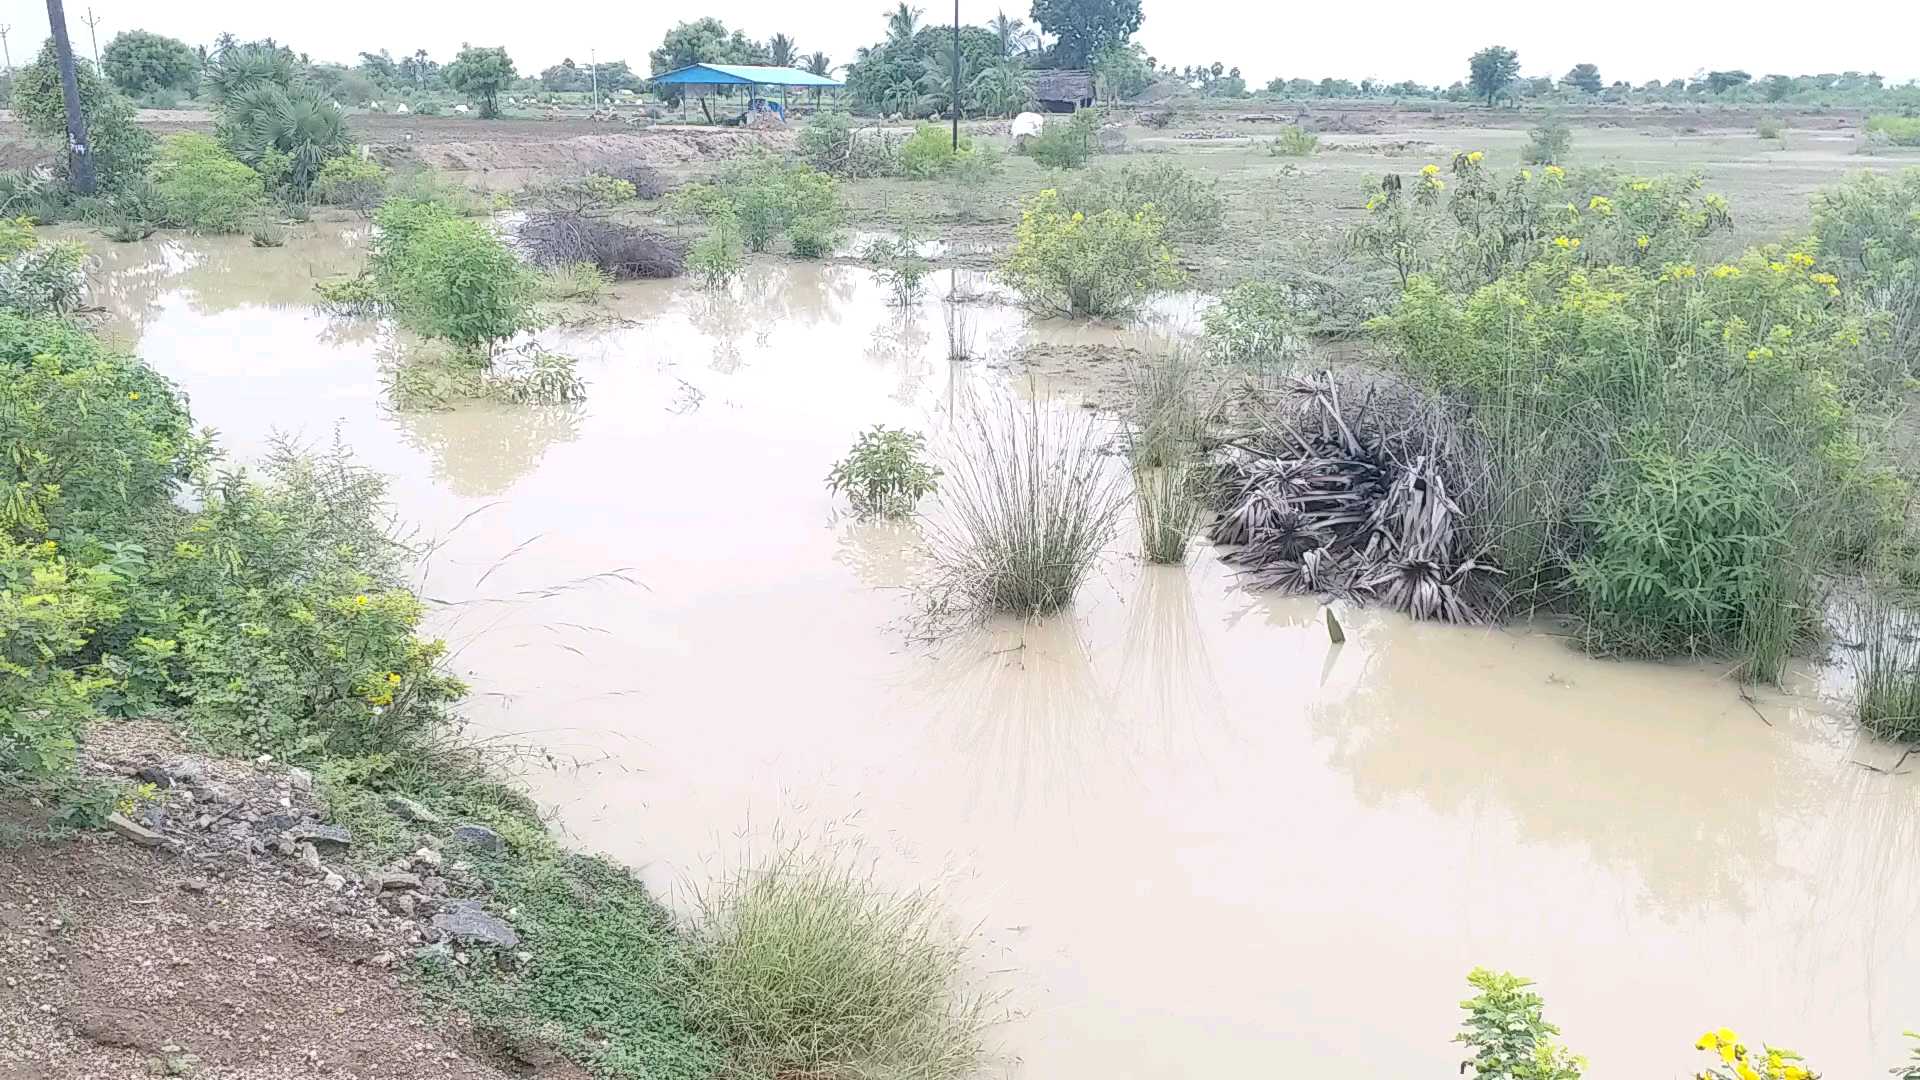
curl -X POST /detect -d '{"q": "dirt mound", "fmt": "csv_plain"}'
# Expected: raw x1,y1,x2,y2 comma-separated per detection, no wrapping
407,129,793,172
0,723,583,1080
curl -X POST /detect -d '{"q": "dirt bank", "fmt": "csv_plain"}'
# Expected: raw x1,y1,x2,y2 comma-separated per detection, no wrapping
0,723,582,1080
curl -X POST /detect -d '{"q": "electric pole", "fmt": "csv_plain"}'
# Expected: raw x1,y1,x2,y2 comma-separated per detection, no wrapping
45,0,96,195
950,0,960,149
81,6,101,67
589,48,598,109
0,26,13,76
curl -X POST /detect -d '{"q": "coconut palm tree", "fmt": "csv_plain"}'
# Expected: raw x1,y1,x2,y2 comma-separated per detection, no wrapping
990,10,1037,58
971,60,1031,117
885,3,923,47
804,51,833,77
768,33,798,69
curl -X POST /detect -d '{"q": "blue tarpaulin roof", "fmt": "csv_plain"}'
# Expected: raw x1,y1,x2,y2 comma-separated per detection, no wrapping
650,64,842,88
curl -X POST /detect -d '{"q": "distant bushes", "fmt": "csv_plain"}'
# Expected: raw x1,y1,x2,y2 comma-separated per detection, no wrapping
799,112,905,178
1865,115,1920,147
1000,187,1184,318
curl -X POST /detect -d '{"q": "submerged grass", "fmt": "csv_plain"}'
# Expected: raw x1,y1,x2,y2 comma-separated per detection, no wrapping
921,395,1130,621
1850,587,1920,742
1133,461,1204,564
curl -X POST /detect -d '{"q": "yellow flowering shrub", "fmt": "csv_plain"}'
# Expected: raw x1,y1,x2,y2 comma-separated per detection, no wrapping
998,188,1185,318
1692,1029,1814,1080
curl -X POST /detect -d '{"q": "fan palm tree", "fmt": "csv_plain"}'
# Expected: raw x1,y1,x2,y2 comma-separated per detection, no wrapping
990,11,1037,58
203,41,297,103
885,3,923,47
768,33,798,69
220,82,349,192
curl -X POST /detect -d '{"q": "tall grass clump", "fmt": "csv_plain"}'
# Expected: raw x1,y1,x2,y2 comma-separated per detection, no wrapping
1848,585,1920,741
1126,346,1217,467
685,845,999,1080
1755,115,1784,141
1000,188,1184,318
1021,111,1099,169
1811,168,1920,360
922,396,1130,618
1132,462,1204,564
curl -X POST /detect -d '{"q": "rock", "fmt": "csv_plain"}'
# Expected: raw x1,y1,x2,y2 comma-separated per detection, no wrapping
431,901,519,949
165,760,205,787
74,1004,165,1050
271,838,297,858
449,824,503,853
180,878,211,895
422,875,449,896
413,847,443,869
390,893,417,916
370,872,421,892
106,812,165,847
323,871,346,892
286,767,313,793
385,796,442,825
1326,607,1346,644
414,941,454,965
287,823,351,848
254,754,273,766
134,765,176,789
258,812,299,835
372,951,396,968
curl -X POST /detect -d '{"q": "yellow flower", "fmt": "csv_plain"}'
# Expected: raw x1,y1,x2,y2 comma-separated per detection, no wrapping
1588,195,1614,215
1630,180,1652,192
354,594,370,606
1421,163,1440,177
1810,272,1837,286
1637,234,1651,249
1711,264,1742,279
1520,168,1533,181
1735,1063,1758,1080
1552,235,1581,250
386,672,402,684
1364,194,1383,211
1789,251,1815,268
1466,150,1484,163
127,391,140,400
1544,164,1566,179
1070,211,1084,223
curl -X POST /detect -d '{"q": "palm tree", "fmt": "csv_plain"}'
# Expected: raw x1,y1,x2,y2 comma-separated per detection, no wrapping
768,33,798,69
885,3,923,47
804,52,833,77
971,60,1031,117
990,11,1036,58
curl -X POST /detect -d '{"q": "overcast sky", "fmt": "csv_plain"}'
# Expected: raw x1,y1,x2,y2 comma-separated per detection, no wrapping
0,0,1915,88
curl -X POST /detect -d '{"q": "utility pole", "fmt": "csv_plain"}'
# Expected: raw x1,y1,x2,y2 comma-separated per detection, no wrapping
950,0,960,149
0,26,13,76
81,6,101,67
589,48,598,109
45,0,95,195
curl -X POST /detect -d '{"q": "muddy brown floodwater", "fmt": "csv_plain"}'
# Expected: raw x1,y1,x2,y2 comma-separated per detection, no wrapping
80,224,1920,1079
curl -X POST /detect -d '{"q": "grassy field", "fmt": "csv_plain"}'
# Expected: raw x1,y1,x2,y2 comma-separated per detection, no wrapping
835,111,1920,291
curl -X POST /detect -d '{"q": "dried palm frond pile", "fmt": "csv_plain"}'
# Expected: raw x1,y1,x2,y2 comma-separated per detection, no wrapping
1209,369,1503,622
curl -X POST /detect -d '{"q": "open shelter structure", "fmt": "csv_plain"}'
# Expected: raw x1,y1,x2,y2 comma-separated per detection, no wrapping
650,63,844,123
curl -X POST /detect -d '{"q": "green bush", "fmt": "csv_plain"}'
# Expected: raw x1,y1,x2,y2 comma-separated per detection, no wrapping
826,426,940,517
1022,111,1099,169
1810,168,1920,357
101,30,199,96
1373,241,1901,674
312,155,391,213
1866,115,1920,147
157,440,466,763
1523,116,1573,165
1203,279,1300,364
674,154,843,256
0,537,117,776
1455,969,1584,1080
0,311,199,548
1755,115,1784,140
0,218,86,316
1267,125,1320,156
999,187,1185,318
687,213,745,288
1570,446,1796,670
786,214,841,259
150,134,267,232
862,228,929,305
1058,161,1225,243
900,124,966,179
383,218,538,351
11,39,156,193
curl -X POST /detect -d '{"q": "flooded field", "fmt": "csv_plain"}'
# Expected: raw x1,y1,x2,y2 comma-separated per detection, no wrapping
83,226,1920,1078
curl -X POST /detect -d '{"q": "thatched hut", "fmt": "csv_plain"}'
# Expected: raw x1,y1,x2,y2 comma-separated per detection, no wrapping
1030,69,1095,112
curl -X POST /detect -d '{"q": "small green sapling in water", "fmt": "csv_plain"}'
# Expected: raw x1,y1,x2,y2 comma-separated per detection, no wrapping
827,426,940,518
